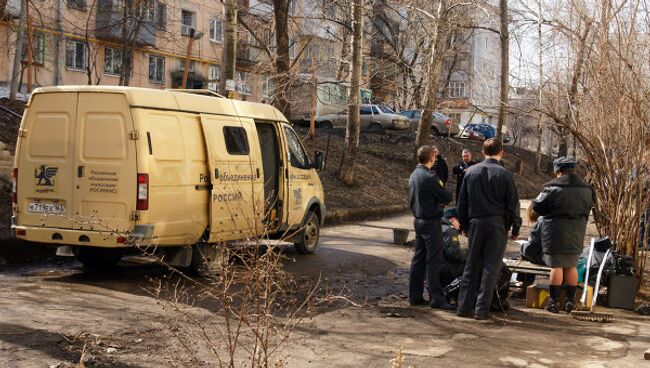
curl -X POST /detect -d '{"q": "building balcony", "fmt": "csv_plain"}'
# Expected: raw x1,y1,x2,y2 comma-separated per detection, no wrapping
236,43,258,66
95,0,157,47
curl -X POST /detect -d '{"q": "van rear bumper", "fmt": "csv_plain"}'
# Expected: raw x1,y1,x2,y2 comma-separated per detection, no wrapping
12,225,131,248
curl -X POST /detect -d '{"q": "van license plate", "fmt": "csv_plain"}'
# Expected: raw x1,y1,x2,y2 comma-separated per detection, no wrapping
28,202,65,215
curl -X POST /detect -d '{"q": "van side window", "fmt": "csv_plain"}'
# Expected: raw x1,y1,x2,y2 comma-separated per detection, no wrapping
223,126,249,155
283,127,309,168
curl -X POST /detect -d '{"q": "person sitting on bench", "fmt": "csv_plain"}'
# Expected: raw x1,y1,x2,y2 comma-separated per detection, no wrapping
519,206,547,266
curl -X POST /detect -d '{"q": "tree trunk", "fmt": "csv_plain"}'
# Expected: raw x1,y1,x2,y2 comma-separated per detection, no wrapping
535,0,543,173
9,0,27,100
338,0,363,186
414,0,448,152
273,0,291,117
308,56,317,139
221,0,238,94
496,0,509,140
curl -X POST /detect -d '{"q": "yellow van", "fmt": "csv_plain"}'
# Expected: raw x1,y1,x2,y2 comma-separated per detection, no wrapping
11,86,326,270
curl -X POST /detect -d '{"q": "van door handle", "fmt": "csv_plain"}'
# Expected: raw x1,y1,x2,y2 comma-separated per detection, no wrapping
214,168,219,179
77,166,85,178
256,168,260,178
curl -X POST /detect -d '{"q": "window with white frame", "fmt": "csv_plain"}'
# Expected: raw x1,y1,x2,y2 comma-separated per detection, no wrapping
262,77,274,98
65,40,87,71
181,10,196,35
207,65,220,91
104,47,123,76
448,81,466,98
288,0,296,15
237,71,252,95
209,18,223,43
178,60,195,72
149,55,165,83
22,32,46,64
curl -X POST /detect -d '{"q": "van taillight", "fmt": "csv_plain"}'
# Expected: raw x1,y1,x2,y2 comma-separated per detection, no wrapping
137,174,148,210
12,168,17,204
444,119,452,126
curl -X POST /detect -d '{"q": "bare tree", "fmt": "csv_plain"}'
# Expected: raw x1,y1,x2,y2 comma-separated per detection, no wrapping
273,0,291,118
338,0,363,185
496,0,509,140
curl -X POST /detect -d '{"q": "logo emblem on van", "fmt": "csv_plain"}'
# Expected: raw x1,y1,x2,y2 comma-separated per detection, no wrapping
35,165,58,187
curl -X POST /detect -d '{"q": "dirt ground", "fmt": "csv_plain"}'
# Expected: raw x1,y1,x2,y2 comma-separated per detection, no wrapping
1,203,649,367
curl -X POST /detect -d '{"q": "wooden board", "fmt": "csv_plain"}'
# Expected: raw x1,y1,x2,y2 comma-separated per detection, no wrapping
503,258,551,276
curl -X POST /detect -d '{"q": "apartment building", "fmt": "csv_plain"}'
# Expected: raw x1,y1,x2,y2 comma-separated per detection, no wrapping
0,0,355,104
438,4,502,126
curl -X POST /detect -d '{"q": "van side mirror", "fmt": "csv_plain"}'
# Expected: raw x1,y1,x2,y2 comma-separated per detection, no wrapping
313,150,325,171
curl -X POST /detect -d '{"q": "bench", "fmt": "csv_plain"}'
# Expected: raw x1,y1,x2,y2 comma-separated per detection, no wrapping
503,258,551,277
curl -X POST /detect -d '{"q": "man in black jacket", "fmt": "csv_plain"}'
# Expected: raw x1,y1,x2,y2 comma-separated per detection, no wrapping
452,149,477,201
432,147,449,185
408,145,455,310
456,138,521,320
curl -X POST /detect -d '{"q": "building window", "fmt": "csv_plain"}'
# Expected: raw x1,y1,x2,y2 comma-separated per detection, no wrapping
156,2,166,30
65,40,87,71
142,0,156,21
288,38,296,59
237,71,252,95
178,60,195,72
104,47,123,76
288,0,296,15
149,55,165,83
207,65,220,91
209,18,223,43
448,81,466,98
22,32,46,65
262,77,274,98
181,10,196,36
67,0,86,10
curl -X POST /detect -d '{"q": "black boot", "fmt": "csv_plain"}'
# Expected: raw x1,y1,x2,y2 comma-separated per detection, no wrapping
565,285,577,313
545,285,561,313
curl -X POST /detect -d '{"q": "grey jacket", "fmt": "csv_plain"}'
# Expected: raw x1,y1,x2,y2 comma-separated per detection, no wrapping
531,174,594,255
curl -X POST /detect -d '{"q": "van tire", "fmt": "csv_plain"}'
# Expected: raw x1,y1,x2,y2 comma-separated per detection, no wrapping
294,211,320,254
188,243,227,276
75,247,124,269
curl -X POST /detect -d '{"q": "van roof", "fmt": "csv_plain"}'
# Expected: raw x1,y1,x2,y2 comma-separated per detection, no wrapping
31,86,288,123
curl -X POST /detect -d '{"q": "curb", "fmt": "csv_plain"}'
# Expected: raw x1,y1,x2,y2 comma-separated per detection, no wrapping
324,205,409,225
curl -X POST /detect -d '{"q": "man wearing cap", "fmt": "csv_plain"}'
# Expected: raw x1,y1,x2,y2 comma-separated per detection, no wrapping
456,138,521,320
408,145,455,310
532,156,594,313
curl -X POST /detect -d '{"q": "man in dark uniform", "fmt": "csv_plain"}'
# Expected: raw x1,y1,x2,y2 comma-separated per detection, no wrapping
409,145,455,310
452,149,476,201
456,138,521,320
432,147,449,185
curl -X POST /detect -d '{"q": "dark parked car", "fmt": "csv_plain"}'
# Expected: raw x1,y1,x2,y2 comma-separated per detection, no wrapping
459,123,511,143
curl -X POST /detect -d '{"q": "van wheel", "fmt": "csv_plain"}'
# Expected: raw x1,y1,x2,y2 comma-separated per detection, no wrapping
294,211,320,254
75,247,124,269
188,243,227,276
430,126,441,137
369,123,385,135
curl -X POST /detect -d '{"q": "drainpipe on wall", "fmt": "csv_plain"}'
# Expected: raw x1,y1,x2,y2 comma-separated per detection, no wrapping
52,0,63,85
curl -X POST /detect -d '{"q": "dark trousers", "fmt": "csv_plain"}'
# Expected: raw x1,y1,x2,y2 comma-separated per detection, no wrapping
409,218,445,306
457,216,507,316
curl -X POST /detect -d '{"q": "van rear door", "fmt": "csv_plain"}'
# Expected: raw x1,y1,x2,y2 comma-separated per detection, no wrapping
16,92,78,229
16,92,137,233
73,93,137,232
